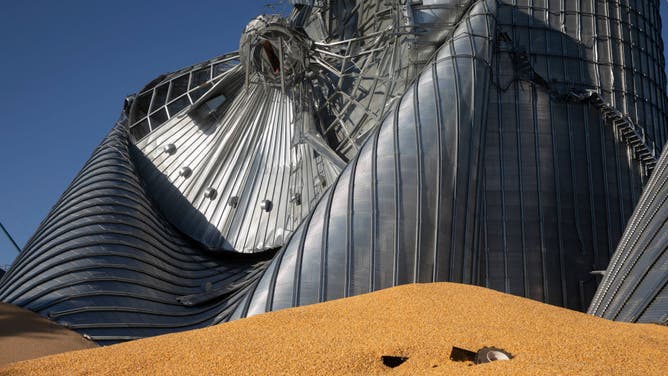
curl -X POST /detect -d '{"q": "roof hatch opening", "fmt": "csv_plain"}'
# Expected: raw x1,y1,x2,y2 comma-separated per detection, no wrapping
240,15,310,87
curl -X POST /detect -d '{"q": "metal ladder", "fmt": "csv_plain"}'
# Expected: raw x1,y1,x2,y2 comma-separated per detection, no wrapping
569,90,658,178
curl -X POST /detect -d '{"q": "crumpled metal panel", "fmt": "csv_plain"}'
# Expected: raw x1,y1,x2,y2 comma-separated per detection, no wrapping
132,72,342,253
127,0,466,253
130,22,343,253
235,0,497,318
236,0,668,317
588,142,668,324
298,0,472,160
1,0,667,345
0,119,271,345
127,53,241,140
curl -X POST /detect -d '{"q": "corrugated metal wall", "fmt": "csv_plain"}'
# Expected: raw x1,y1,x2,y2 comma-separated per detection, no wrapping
588,142,668,324
234,0,499,318
0,120,271,345
237,0,668,317
1,0,666,344
481,0,668,310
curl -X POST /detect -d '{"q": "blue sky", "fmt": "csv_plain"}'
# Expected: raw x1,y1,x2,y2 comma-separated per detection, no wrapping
1,1,668,267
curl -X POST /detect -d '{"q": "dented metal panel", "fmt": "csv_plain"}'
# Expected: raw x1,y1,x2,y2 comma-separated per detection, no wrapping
1,0,667,344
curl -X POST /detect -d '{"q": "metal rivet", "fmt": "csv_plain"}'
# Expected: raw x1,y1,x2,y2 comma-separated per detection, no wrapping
228,196,239,208
290,193,302,206
179,167,192,178
163,143,177,155
204,187,217,200
260,199,273,212
179,167,193,179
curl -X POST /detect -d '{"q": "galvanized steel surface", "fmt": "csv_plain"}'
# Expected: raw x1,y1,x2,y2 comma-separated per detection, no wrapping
296,0,472,160
588,142,668,324
0,0,667,343
127,1,467,253
236,0,498,318
0,120,272,345
479,0,667,310
237,0,668,317
132,70,343,253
